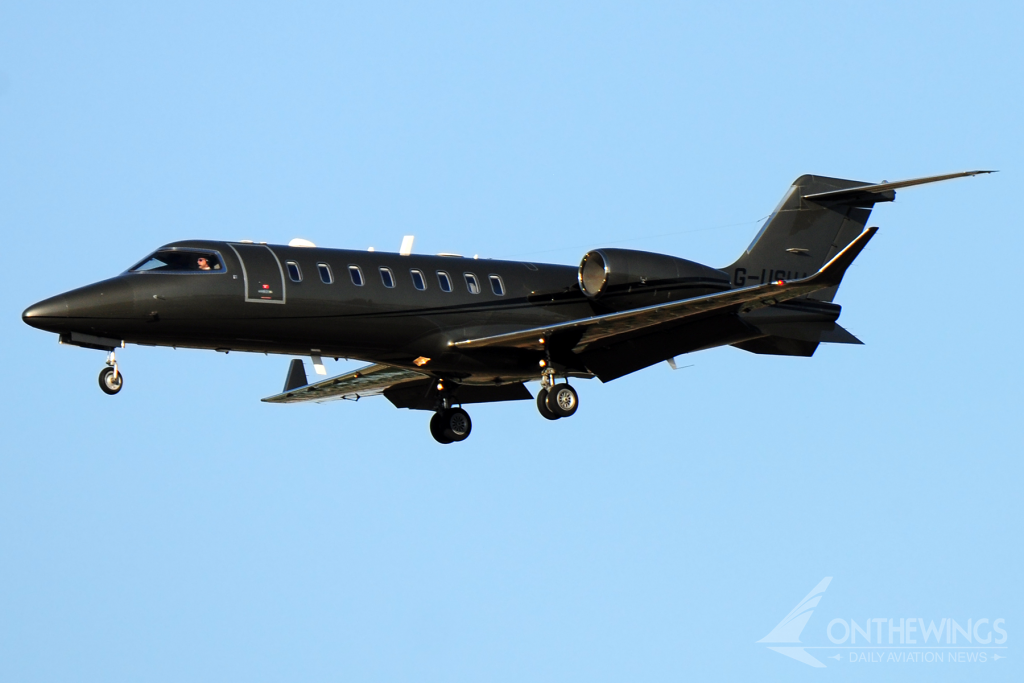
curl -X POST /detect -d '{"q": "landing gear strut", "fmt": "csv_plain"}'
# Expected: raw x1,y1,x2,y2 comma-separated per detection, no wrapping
98,350,123,395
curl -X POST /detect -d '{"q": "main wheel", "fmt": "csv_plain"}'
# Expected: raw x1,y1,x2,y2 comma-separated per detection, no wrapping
442,407,472,442
545,383,578,418
536,388,560,420
430,412,455,444
98,367,123,395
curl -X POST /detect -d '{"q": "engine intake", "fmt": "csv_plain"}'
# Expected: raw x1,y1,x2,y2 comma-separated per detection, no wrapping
578,248,730,299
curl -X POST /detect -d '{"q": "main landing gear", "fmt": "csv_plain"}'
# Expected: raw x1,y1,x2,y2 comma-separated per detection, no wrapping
424,367,581,443
428,382,472,444
536,366,578,420
98,350,123,395
429,407,472,444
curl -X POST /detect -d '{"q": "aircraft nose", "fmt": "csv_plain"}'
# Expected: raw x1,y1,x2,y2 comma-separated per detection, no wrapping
22,294,68,329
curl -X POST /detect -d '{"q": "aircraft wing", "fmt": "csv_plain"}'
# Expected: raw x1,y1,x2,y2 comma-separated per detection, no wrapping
261,362,429,404
452,227,877,353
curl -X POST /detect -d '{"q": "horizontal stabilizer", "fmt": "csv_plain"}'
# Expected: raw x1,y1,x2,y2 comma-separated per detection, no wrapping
803,170,994,205
732,337,820,357
820,324,862,345
732,322,862,357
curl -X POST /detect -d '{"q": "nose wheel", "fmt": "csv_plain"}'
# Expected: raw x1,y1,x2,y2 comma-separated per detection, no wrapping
98,350,123,395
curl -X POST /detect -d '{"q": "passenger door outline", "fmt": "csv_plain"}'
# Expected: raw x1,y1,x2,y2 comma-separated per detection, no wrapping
228,243,287,304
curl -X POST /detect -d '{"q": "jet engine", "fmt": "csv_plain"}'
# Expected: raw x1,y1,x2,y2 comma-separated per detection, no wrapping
577,248,730,299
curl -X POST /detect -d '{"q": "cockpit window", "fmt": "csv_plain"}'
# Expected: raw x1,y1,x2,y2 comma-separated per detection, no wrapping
131,250,223,273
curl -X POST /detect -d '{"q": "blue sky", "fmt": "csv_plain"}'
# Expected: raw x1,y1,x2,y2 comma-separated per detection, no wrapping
1,2,1021,680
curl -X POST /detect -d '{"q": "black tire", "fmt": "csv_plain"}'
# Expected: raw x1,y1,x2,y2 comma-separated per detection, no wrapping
98,367,123,395
536,388,560,420
442,407,472,442
430,412,454,444
545,383,578,418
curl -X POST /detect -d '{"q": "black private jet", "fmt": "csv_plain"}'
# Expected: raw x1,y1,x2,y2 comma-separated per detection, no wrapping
23,171,990,442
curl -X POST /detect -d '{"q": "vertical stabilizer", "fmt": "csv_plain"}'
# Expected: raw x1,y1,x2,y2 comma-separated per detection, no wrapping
724,175,876,302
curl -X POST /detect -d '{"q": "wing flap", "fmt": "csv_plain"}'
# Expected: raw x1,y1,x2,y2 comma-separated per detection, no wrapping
452,227,877,352
262,362,429,404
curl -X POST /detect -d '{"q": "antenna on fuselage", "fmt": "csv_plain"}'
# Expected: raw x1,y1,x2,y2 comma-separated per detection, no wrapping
400,235,415,255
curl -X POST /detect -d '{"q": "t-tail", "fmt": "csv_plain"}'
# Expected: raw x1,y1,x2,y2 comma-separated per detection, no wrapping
724,170,993,356
725,170,993,301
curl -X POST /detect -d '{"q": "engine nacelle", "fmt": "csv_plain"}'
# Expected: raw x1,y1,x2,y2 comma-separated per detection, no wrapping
578,248,730,299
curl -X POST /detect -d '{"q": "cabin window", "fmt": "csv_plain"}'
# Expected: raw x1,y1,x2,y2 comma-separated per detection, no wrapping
130,250,223,273
317,263,333,284
380,267,395,288
286,261,302,282
437,271,453,292
348,265,364,286
464,272,481,294
489,274,505,296
411,269,426,290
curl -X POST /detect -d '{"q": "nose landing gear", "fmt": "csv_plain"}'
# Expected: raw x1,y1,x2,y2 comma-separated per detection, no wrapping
98,350,123,395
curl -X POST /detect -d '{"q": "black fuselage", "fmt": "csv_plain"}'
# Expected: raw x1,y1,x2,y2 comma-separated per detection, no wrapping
23,240,732,384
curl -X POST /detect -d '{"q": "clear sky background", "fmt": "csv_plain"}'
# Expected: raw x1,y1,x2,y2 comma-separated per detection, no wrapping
1,2,1021,681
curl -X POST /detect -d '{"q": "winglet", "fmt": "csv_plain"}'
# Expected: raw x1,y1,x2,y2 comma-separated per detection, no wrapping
283,359,308,392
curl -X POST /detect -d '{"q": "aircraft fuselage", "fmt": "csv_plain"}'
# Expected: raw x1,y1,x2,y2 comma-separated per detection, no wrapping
23,240,730,384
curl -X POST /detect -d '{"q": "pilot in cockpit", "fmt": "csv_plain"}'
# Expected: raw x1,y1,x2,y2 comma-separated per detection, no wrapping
197,256,219,271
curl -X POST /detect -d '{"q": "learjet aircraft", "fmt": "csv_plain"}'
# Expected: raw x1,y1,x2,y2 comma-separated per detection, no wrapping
22,171,990,442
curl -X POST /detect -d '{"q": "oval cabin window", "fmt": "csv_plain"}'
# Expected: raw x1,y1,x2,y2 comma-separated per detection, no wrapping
348,265,364,286
489,274,504,296
410,269,426,291
437,271,453,292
